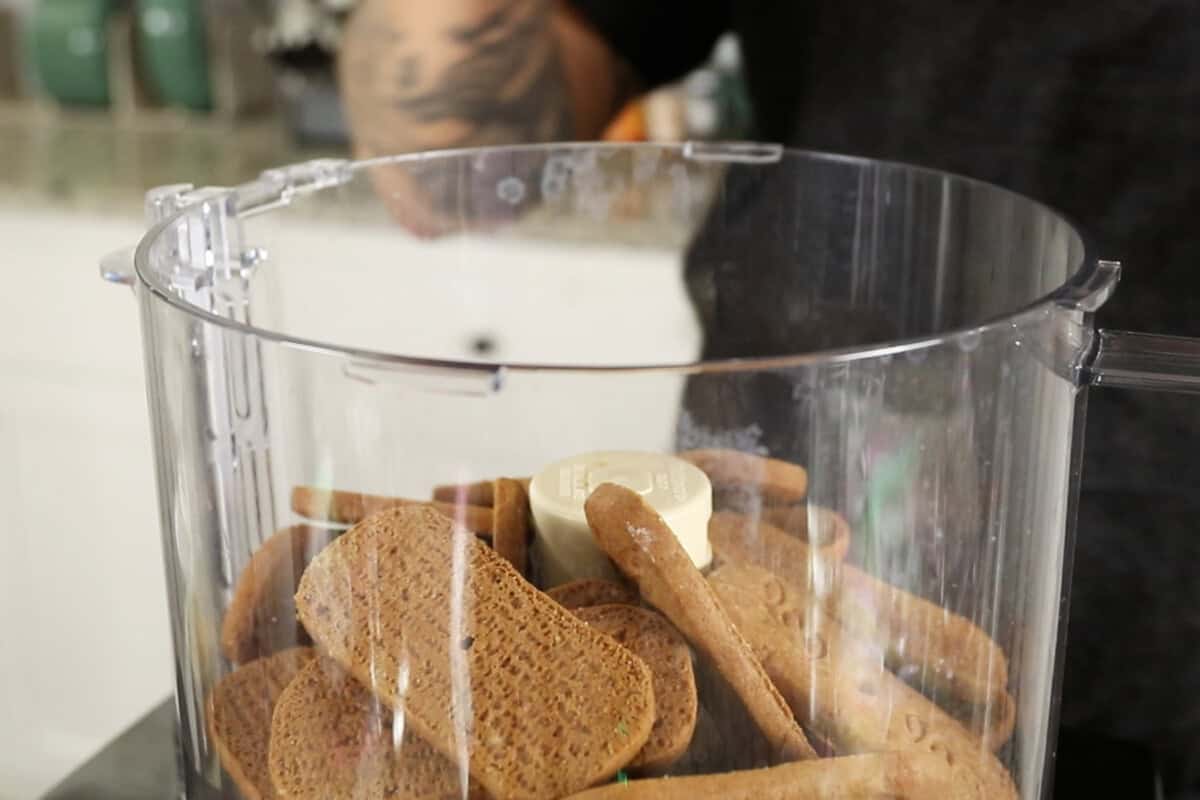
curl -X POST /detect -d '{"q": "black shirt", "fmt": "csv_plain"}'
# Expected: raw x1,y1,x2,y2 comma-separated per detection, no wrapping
571,0,1200,788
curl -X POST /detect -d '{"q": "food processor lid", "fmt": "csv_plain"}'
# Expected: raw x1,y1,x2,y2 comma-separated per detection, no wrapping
124,142,1117,374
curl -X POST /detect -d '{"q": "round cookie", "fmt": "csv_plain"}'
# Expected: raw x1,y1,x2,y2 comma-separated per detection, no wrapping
221,525,339,664
546,578,639,610
757,505,851,563
679,449,808,506
573,604,698,773
564,752,958,800
207,647,314,800
707,511,845,602
492,477,532,577
432,477,531,507
268,656,487,800
290,486,493,534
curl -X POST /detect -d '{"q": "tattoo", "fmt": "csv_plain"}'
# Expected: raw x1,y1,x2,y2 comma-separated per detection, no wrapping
399,46,571,146
448,4,513,44
396,2,571,145
395,55,419,91
340,0,572,155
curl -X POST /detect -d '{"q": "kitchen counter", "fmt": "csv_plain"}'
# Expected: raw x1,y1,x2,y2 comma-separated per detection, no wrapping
0,102,340,216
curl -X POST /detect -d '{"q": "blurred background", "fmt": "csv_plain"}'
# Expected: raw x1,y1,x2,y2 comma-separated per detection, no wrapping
0,0,753,197
0,3,749,797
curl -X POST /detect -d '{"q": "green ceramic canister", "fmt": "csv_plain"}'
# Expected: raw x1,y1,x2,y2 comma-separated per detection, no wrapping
136,0,211,111
30,0,116,106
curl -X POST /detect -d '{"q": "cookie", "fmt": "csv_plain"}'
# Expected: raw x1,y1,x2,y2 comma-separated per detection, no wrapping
831,562,1010,710
432,478,531,507
546,579,638,610
433,479,497,506
221,525,339,664
268,656,488,800
207,647,314,800
709,508,1009,713
678,449,807,506
670,696,756,775
584,483,816,763
940,690,1017,752
295,505,656,800
757,506,851,562
977,691,1017,751
573,604,698,773
707,511,846,596
290,486,493,535
563,751,956,800
708,563,1017,800
492,478,531,576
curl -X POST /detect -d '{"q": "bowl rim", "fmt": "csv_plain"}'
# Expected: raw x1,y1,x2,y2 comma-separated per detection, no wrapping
132,141,1115,377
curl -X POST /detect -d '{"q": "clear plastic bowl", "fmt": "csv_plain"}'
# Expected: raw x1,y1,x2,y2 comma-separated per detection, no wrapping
103,142,1200,800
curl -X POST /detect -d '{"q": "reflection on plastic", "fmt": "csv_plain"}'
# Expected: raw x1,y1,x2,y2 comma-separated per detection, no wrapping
342,360,506,396
682,141,785,164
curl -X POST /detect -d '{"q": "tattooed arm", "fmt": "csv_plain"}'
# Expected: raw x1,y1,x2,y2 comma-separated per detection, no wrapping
338,0,636,157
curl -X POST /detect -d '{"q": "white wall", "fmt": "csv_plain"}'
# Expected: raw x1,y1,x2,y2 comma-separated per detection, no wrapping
0,205,173,799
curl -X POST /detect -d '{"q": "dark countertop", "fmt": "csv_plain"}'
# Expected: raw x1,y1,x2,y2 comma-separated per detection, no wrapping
42,701,179,800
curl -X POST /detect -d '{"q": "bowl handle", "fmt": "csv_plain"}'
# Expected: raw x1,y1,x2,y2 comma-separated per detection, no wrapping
1059,259,1200,394
1082,330,1200,394
99,246,135,289
99,182,212,291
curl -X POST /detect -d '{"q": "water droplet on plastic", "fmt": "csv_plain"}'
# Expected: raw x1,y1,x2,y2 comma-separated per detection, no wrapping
572,150,598,172
633,150,661,183
905,347,928,364
958,329,982,352
541,173,566,200
496,176,526,205
541,157,572,200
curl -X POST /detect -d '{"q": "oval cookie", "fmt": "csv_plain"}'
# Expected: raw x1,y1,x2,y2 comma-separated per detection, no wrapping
492,478,532,577
564,751,957,800
584,483,816,763
221,525,339,664
708,510,848,593
678,449,807,505
546,579,639,610
574,604,698,773
709,563,1017,800
432,477,531,507
757,505,851,563
295,506,656,800
207,647,314,800
268,656,488,800
290,486,493,535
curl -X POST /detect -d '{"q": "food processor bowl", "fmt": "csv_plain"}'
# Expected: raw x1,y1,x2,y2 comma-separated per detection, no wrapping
101,143,1200,800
